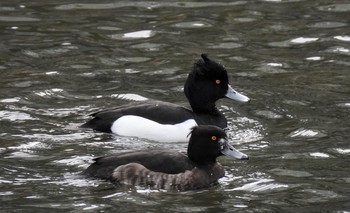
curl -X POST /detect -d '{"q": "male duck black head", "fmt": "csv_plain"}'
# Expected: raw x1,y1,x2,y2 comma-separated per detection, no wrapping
82,125,249,191
185,54,249,114
81,54,250,142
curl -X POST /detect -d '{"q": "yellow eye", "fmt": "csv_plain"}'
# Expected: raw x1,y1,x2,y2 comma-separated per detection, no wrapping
215,80,221,84
211,136,217,141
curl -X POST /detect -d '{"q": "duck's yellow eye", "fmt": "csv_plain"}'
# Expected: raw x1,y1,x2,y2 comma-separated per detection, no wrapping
215,80,221,84
211,136,217,141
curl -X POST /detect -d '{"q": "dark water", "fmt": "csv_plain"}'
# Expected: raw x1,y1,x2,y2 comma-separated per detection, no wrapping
1,0,350,212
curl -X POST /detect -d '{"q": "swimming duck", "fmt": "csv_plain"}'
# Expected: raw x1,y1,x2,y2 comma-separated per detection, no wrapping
82,125,248,191
81,54,249,142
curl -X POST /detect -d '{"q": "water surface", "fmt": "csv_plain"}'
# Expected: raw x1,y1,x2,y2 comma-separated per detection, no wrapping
1,0,350,212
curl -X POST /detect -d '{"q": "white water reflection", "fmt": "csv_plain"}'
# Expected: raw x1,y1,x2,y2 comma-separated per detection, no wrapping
290,37,319,44
53,156,92,168
0,97,21,103
230,179,289,192
334,148,350,154
109,30,155,40
269,37,319,47
306,56,322,61
35,88,64,97
0,110,37,121
227,116,265,144
309,152,330,158
331,47,350,54
123,30,154,39
288,128,327,138
111,93,148,101
267,63,283,67
8,141,50,151
5,151,39,158
334,36,350,41
48,172,102,187
172,21,211,28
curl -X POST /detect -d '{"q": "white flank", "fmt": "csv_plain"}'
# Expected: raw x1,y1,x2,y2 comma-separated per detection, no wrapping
111,115,197,142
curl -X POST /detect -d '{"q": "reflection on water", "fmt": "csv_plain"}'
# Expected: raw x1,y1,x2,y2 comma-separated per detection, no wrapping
1,0,350,212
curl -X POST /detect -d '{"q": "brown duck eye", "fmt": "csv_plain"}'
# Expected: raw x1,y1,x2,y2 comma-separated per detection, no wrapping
215,80,221,84
211,136,217,141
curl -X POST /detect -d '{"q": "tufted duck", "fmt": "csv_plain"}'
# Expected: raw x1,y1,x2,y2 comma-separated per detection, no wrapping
82,125,248,191
81,54,249,142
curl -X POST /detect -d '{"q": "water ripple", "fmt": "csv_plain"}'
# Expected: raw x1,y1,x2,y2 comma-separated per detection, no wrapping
334,148,350,155
288,128,327,139
253,110,283,119
290,37,319,44
270,168,313,177
230,179,289,192
130,43,164,51
227,116,265,144
55,2,247,10
309,152,330,158
300,189,344,203
317,4,350,12
309,21,347,29
268,37,319,47
0,110,37,121
122,30,155,39
209,42,242,49
1,0,349,212
326,46,350,55
111,93,149,101
0,16,40,22
172,21,212,28
334,35,350,41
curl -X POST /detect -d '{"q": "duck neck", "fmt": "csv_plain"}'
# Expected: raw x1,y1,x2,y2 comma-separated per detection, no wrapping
184,80,219,114
189,101,219,114
189,154,217,167
193,162,225,180
195,161,217,169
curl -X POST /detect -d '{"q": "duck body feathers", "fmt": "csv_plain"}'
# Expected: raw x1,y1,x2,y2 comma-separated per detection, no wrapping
82,150,195,180
81,101,195,132
113,162,225,191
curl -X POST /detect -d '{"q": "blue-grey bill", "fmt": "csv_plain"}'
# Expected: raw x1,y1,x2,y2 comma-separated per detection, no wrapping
225,84,250,102
221,142,249,160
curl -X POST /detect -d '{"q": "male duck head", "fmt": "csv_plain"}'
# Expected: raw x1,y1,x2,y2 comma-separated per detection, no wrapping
188,125,249,166
184,54,250,113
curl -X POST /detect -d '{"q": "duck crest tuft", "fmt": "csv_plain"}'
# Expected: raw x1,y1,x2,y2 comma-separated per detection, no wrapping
201,53,210,62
